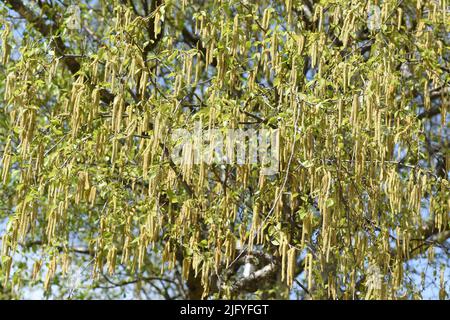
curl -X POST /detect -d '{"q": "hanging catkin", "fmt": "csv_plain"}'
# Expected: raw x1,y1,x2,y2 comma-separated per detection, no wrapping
1,23,11,65
286,247,296,287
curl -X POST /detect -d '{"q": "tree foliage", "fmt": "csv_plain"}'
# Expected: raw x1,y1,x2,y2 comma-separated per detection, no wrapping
0,0,449,299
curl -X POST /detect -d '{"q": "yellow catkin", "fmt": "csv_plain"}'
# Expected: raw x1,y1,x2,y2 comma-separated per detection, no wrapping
44,255,57,290
140,71,149,98
1,138,11,184
443,0,447,24
286,247,296,287
232,14,239,57
4,72,15,101
338,98,343,127
194,52,201,86
351,94,359,134
307,253,313,291
1,23,11,65
286,0,293,25
317,5,323,32
297,34,305,56
3,256,12,286
91,88,100,119
397,8,403,30
89,186,97,206
262,8,271,30
32,260,42,281
154,9,162,37
182,257,191,280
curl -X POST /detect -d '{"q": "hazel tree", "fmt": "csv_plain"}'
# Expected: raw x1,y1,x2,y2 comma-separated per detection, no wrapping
0,0,449,299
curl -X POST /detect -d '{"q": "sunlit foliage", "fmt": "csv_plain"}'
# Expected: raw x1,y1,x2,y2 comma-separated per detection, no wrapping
0,0,449,299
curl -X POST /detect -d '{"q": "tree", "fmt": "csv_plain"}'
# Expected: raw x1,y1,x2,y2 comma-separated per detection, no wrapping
0,0,448,300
